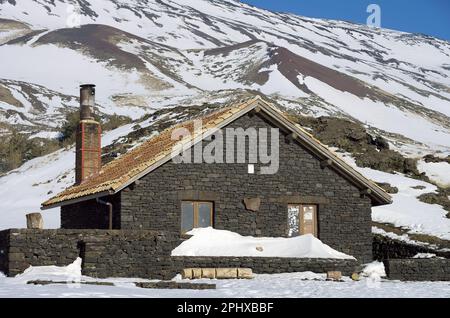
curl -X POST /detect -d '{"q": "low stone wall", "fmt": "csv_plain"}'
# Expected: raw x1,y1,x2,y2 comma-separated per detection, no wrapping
384,258,450,281
373,234,450,260
0,229,180,279
172,256,359,276
0,229,360,279
82,231,179,279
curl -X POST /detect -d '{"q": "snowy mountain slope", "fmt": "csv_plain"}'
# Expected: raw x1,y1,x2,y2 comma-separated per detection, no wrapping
0,17,32,45
0,0,448,155
0,78,79,132
334,151,450,241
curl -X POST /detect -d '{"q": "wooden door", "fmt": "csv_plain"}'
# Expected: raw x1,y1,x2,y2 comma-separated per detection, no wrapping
300,205,317,236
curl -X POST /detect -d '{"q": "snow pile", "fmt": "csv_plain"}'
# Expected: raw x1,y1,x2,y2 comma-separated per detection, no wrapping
171,227,355,259
413,253,440,259
289,271,326,281
12,258,82,284
362,261,386,281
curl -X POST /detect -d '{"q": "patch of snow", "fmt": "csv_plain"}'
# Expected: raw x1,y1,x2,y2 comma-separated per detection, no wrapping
362,261,386,280
171,227,355,259
29,131,62,140
413,253,438,259
417,160,450,187
13,258,82,283
252,64,309,98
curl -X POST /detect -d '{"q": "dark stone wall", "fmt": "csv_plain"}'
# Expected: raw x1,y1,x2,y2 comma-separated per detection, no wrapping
82,231,180,279
0,229,9,274
3,229,82,276
61,193,121,229
1,229,180,279
0,229,358,279
120,113,373,262
384,259,450,281
172,256,358,276
373,234,450,260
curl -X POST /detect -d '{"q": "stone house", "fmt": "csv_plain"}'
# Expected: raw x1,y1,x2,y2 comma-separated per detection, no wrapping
40,84,391,264
5,85,450,282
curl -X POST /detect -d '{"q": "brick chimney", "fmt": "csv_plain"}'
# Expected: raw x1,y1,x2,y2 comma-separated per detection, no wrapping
75,84,101,184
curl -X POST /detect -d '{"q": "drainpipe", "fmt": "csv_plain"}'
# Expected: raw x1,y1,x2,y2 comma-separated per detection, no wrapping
96,198,113,230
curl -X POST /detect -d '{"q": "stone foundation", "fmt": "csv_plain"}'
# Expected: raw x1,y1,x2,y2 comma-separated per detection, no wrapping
172,256,358,276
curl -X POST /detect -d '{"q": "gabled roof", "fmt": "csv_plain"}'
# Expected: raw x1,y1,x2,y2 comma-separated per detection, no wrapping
42,96,391,209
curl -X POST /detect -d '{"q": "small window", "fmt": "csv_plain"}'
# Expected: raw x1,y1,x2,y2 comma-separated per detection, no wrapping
287,204,317,237
181,201,213,233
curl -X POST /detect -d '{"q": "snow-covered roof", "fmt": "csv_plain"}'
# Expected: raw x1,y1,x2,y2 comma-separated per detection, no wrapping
42,96,391,209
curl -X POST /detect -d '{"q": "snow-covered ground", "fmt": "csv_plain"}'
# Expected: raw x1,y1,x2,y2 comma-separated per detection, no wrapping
1,271,449,298
172,228,354,259
0,260,448,298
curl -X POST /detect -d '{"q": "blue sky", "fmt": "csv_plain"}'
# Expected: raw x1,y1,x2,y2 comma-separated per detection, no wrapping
241,0,450,41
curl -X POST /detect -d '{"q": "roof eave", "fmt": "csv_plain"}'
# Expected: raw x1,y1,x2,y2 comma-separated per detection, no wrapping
41,190,114,210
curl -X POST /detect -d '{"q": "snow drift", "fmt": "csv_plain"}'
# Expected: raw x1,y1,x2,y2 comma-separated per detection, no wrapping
11,257,82,283
361,261,386,282
171,227,355,259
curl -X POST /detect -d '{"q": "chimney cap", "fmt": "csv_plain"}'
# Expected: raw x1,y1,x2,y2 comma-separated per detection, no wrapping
80,84,96,88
